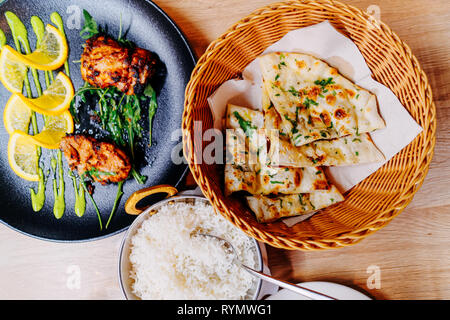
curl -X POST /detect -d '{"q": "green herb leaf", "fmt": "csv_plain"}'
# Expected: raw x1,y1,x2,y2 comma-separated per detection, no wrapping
80,10,99,39
288,86,299,97
144,84,158,146
303,97,319,109
270,181,284,184
233,111,257,137
105,181,124,229
298,194,305,206
314,77,335,89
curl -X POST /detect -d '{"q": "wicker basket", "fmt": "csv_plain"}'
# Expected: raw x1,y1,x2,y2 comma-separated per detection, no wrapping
182,0,436,250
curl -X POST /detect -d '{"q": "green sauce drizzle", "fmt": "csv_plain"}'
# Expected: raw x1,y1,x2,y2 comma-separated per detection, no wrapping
50,12,70,76
69,171,86,217
5,12,48,210
5,11,43,97
30,16,45,45
52,152,65,219
30,168,46,212
0,29,6,48
30,16,52,87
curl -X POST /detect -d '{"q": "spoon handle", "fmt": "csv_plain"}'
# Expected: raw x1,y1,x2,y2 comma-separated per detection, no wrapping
241,265,337,300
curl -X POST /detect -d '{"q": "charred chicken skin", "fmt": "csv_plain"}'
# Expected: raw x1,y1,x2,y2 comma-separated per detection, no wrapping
80,35,157,96
60,135,131,184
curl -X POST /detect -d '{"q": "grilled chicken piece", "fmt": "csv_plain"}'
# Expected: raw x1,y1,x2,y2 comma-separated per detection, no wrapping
80,35,157,95
60,135,131,184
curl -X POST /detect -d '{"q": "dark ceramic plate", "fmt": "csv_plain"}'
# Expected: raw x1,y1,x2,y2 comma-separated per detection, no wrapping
0,0,195,241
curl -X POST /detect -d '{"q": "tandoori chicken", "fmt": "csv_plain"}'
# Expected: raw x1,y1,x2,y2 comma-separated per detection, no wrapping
80,35,157,96
60,135,131,184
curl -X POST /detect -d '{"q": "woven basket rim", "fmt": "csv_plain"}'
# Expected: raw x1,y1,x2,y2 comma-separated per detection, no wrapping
182,0,437,250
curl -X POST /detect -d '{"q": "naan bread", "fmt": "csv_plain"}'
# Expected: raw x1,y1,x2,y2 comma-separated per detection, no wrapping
225,104,266,167
259,52,385,147
224,104,353,224
229,103,384,167
225,105,330,195
268,131,385,167
224,164,330,196
226,104,264,132
246,185,344,223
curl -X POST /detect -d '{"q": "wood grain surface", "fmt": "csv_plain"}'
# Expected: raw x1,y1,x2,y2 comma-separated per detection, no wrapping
0,0,449,300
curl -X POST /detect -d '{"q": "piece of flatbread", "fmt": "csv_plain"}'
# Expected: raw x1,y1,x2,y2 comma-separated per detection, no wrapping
229,103,384,167
246,185,345,223
226,104,265,132
224,164,330,196
225,105,330,195
259,52,385,147
268,131,385,167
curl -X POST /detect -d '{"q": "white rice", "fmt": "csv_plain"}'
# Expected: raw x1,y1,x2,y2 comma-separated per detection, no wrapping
129,200,258,300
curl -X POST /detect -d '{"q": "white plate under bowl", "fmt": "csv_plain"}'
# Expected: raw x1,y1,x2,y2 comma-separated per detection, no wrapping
265,281,372,300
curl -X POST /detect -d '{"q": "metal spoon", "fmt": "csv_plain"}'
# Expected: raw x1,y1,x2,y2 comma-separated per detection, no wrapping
198,234,338,300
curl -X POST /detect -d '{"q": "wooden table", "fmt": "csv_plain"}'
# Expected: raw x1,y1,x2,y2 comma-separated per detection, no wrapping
0,0,449,300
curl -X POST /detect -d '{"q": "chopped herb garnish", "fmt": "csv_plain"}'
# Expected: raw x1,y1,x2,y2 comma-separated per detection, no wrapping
233,111,257,137
303,97,319,109
284,114,298,134
288,86,299,96
270,181,284,184
355,151,359,156
314,77,335,89
256,146,264,156
277,61,287,69
274,74,280,81
352,138,362,143
316,170,322,175
85,167,115,180
298,194,305,206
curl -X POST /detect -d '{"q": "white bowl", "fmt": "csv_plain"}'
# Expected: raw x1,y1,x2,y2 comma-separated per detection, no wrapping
118,195,263,300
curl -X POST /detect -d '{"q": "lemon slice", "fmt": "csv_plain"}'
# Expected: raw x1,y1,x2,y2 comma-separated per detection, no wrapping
9,112,74,152
8,131,39,181
0,24,68,71
0,46,28,93
3,94,33,135
14,72,74,116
